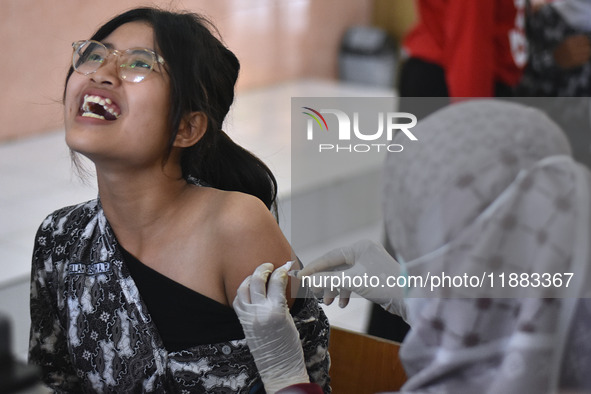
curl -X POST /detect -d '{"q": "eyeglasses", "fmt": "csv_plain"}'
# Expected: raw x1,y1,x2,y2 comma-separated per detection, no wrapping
72,40,166,83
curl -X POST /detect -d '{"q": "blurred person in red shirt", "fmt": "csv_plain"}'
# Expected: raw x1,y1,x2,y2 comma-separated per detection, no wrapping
399,0,528,98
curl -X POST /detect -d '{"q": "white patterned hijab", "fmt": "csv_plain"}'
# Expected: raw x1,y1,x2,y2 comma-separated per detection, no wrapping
383,100,591,393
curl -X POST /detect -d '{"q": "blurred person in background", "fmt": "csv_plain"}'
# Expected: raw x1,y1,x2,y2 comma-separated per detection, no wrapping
517,0,591,169
398,0,528,98
518,0,591,96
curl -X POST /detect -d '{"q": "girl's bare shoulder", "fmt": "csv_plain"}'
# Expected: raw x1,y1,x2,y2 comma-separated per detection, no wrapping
200,189,292,299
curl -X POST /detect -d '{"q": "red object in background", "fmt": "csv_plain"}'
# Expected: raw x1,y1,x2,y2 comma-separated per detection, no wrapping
403,0,527,97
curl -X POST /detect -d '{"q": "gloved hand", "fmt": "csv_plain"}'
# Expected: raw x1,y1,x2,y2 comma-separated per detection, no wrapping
295,240,407,320
233,262,310,394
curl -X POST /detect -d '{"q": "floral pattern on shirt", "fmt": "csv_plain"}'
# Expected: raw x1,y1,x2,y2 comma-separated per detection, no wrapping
29,199,331,393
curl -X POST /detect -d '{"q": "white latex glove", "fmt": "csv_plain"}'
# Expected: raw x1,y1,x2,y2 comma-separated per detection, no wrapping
296,240,407,320
233,261,310,394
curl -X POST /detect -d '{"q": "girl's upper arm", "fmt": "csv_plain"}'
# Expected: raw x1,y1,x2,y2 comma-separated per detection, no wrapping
217,193,298,306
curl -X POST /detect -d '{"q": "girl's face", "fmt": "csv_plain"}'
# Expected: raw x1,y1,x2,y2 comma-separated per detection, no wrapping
64,22,172,170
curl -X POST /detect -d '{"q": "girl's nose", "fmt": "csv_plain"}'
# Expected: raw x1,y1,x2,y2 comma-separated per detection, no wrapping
89,55,121,86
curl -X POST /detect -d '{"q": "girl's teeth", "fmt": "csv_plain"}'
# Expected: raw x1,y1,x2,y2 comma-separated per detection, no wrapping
82,112,105,120
81,95,121,119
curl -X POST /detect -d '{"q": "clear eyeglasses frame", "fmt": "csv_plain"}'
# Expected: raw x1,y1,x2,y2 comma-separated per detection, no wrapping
71,40,166,83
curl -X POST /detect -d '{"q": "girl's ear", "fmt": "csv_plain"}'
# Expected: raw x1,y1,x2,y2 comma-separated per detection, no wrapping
174,112,207,148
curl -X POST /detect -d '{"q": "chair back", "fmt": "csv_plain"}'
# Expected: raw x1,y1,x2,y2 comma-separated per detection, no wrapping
328,326,407,394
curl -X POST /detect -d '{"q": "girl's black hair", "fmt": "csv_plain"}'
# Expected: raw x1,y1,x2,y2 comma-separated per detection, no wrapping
65,7,278,215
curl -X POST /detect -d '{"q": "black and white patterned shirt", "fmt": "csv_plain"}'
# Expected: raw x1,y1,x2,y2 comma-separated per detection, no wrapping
29,199,331,393
517,3,591,96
